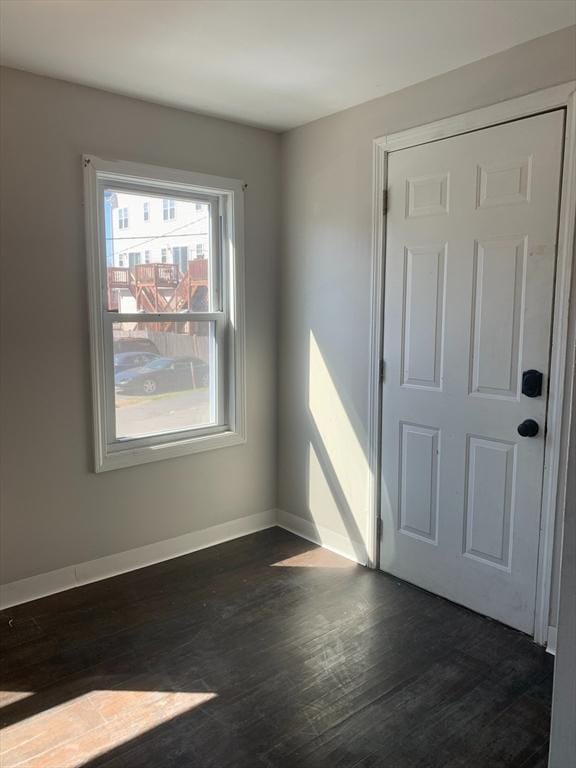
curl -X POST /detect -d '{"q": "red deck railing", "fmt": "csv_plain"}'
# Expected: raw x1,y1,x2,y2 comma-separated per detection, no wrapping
108,267,131,289
107,259,209,316
134,263,179,287
188,259,208,282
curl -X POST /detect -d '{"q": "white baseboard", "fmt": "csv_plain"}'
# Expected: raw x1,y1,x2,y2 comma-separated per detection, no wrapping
0,509,277,610
1,509,368,609
546,625,558,655
277,509,367,565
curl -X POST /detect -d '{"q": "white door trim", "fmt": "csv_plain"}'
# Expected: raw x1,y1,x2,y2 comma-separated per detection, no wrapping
368,82,576,644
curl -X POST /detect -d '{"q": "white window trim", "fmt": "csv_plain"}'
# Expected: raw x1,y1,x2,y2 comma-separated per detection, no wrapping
163,197,176,220
118,207,129,228
83,155,246,472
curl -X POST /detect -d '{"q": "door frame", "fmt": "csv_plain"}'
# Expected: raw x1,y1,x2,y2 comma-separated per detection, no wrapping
367,82,576,645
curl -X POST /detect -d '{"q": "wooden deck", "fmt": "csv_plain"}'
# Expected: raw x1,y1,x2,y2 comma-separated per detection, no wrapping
108,260,208,314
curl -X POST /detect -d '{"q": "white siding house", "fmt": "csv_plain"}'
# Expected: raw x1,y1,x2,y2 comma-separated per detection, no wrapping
109,192,210,271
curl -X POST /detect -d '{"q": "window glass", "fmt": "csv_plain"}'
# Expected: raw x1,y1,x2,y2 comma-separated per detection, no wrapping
162,198,176,221
105,190,212,313
113,322,215,440
118,207,129,229
87,157,245,471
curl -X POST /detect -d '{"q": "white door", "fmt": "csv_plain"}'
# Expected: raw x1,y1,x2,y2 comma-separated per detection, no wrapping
379,111,564,634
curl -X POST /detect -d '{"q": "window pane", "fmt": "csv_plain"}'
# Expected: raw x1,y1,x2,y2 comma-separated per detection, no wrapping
104,189,212,313
113,321,215,440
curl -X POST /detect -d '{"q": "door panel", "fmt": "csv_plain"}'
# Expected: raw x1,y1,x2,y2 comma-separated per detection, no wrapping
463,435,515,569
399,422,440,542
380,110,564,633
471,236,525,398
401,244,446,389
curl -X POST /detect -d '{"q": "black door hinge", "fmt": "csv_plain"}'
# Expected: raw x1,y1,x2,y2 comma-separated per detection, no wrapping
382,189,388,215
379,359,385,383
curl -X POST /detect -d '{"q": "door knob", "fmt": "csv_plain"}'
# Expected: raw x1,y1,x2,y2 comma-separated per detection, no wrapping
517,419,539,437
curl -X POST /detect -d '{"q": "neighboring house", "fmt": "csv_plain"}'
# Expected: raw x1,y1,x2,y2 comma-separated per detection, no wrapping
105,191,210,314
106,191,210,271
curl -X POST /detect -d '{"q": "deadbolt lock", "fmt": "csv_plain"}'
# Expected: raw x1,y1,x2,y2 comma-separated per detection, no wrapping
522,370,543,398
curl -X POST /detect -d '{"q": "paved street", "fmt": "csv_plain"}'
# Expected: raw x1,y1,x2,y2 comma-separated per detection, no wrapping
116,388,211,438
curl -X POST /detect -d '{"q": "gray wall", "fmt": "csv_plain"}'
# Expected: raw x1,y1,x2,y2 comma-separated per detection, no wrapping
0,67,280,585
1,26,574,611
278,28,576,615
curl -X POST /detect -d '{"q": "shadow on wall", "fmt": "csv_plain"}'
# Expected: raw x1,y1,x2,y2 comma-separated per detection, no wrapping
303,330,376,566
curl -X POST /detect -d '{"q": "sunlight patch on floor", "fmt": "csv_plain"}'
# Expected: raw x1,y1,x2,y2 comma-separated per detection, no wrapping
0,691,35,707
271,549,356,568
0,690,217,767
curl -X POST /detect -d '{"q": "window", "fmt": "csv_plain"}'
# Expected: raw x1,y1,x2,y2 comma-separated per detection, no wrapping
173,246,188,273
196,243,204,258
143,202,150,221
84,155,246,471
118,207,129,229
163,198,176,221
195,202,202,210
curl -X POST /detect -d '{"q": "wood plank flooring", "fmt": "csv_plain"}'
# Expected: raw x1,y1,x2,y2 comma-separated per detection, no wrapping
0,528,553,767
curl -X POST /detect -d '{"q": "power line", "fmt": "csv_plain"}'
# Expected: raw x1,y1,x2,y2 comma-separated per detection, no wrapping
108,232,208,241
108,213,209,255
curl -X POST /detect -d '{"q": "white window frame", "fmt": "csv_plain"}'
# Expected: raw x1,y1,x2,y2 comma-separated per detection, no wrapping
83,155,246,472
163,197,176,220
173,245,189,272
143,201,150,221
118,207,129,229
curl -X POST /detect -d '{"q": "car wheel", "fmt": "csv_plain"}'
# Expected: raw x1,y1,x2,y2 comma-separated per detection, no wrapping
142,378,157,395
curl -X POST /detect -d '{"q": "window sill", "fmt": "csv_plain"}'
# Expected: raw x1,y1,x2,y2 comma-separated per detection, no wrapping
95,429,246,472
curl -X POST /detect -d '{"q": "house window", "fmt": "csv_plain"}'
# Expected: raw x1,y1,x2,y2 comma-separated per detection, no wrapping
196,243,204,258
143,202,150,221
163,198,176,221
173,246,188,273
84,155,246,471
144,250,151,264
118,207,129,229
195,202,202,210
118,253,128,267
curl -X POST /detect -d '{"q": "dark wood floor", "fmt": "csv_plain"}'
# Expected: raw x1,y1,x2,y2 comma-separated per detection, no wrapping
0,528,553,768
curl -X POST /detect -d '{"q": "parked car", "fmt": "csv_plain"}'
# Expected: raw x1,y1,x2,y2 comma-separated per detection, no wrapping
113,337,161,356
115,356,209,395
114,351,161,374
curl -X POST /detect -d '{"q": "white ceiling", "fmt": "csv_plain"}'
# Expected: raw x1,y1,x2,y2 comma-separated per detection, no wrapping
0,0,574,131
